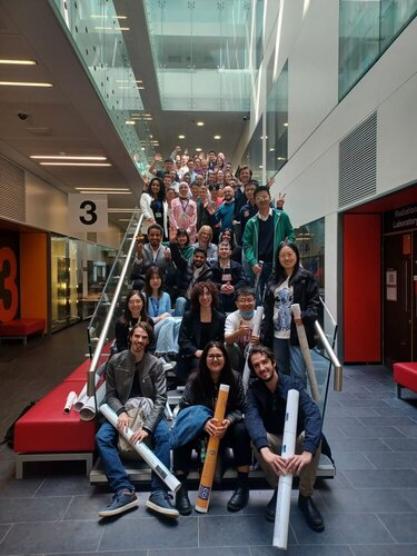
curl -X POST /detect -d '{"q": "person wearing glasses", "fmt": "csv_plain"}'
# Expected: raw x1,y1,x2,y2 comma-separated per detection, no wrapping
242,185,295,301
170,341,251,515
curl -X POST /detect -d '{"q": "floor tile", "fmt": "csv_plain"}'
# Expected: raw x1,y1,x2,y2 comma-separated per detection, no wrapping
149,548,250,556
319,488,415,513
0,525,11,544
0,520,102,554
351,546,417,556
397,488,417,511
366,451,417,469
99,516,198,550
326,438,391,453
199,515,287,547
330,452,376,470
377,513,417,543
394,425,417,438
344,469,417,488
0,496,71,524
358,416,417,427
291,512,393,545
0,478,44,498
251,546,354,556
338,424,405,438
35,475,91,497
382,438,417,451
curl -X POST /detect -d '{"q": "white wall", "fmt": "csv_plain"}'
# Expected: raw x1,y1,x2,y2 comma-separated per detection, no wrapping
24,170,121,248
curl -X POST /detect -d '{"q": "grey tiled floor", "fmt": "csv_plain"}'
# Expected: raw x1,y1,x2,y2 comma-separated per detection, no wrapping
1,330,417,554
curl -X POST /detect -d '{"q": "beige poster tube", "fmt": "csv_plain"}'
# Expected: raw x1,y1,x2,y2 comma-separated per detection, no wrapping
291,304,320,402
79,382,106,421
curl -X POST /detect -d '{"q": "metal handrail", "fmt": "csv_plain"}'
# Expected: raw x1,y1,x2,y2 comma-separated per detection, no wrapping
87,213,144,396
88,210,140,329
314,320,343,392
319,296,337,328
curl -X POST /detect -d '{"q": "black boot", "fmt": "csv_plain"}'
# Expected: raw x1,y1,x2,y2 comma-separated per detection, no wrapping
175,483,192,516
298,494,324,532
264,488,277,522
227,472,249,512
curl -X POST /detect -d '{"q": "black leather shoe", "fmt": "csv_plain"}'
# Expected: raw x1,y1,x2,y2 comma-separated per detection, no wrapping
175,484,192,516
264,489,277,522
298,494,325,532
227,486,249,512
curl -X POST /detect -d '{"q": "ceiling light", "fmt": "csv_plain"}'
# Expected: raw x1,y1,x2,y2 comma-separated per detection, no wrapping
39,162,111,167
0,81,53,87
196,121,204,127
118,218,131,221
277,157,286,161
283,122,288,127
0,59,37,65
31,155,107,161
136,80,143,83
213,135,221,140
259,165,264,169
141,147,146,151
94,26,130,31
79,191,131,195
125,120,135,125
269,147,275,152
115,15,127,20
75,187,129,191
195,147,202,152
137,86,145,90
178,134,185,139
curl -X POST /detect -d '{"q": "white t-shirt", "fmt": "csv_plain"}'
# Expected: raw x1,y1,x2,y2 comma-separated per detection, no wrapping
225,310,255,348
273,277,294,339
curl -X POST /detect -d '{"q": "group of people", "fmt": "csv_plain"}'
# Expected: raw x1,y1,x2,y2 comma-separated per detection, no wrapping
96,151,325,535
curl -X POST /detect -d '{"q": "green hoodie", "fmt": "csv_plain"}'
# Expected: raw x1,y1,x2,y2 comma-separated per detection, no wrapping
242,209,295,276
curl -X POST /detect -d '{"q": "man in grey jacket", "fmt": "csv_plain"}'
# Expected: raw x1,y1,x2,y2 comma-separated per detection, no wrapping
96,322,179,519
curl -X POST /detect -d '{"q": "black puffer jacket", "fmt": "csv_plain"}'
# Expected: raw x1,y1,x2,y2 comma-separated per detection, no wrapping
261,267,319,348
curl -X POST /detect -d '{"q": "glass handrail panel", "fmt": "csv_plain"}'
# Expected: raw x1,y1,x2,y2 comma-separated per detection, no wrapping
87,210,140,357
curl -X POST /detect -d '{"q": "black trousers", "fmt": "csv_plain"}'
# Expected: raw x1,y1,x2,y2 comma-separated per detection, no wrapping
174,420,252,475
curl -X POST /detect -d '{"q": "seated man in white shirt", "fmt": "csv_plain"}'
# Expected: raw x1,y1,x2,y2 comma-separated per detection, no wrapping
224,287,259,372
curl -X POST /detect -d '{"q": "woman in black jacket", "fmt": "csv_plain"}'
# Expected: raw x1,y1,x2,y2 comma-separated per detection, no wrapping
171,341,251,515
176,281,225,382
114,290,152,352
261,242,319,387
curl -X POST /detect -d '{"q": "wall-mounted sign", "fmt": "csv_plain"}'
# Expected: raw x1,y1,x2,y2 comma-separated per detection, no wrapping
384,203,417,234
68,194,108,232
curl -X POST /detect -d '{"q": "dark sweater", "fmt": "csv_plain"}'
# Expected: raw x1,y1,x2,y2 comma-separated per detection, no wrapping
245,373,322,454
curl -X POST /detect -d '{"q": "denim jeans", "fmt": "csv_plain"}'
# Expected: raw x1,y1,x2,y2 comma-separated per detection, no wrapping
174,297,187,317
96,417,171,493
273,337,307,387
154,317,182,354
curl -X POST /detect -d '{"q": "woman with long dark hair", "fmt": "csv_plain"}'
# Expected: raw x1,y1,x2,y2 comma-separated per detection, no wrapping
176,282,225,382
147,177,168,239
170,341,251,515
261,241,320,386
114,290,152,352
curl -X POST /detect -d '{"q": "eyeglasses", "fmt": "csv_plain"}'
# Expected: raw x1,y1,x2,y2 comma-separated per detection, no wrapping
207,354,224,360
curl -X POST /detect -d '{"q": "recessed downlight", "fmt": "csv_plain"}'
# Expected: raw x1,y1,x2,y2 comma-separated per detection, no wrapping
178,134,186,139
31,155,107,161
75,187,129,191
40,162,111,167
196,121,204,127
213,135,221,140
283,122,288,127
125,120,136,125
195,147,202,152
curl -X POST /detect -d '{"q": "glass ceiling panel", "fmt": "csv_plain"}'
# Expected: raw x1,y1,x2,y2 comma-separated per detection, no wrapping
144,0,255,111
50,0,154,175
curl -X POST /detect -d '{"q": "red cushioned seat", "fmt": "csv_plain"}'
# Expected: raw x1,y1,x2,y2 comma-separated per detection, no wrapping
0,318,45,337
14,380,96,453
65,359,91,382
393,362,417,397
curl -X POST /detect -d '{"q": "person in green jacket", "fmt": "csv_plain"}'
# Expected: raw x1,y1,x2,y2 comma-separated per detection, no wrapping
242,185,295,301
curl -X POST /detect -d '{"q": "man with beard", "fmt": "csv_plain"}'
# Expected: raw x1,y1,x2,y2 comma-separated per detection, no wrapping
215,185,235,233
130,224,172,290
245,345,324,532
211,241,246,313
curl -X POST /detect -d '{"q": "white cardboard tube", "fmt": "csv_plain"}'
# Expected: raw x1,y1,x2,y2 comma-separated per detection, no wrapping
242,306,264,391
79,382,106,421
291,304,320,402
100,403,181,493
273,388,299,550
74,372,102,411
64,391,77,414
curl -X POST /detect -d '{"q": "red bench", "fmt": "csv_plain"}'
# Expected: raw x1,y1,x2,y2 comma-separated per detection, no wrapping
0,318,45,345
14,361,96,478
393,362,417,399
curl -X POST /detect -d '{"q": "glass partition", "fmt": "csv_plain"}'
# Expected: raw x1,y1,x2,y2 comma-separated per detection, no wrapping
143,0,254,111
242,117,263,182
50,0,152,174
339,0,417,99
266,61,288,179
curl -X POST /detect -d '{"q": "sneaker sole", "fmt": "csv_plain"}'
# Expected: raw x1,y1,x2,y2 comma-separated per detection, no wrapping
146,499,179,518
98,499,139,518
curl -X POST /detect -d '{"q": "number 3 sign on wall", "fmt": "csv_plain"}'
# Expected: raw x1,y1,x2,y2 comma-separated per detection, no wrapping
68,194,108,232
0,247,19,322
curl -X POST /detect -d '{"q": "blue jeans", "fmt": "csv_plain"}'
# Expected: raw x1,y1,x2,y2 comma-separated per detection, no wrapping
174,297,187,317
273,337,307,387
96,418,171,493
154,317,182,354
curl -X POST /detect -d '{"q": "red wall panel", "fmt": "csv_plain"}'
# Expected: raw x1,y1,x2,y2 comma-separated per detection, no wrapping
343,214,381,362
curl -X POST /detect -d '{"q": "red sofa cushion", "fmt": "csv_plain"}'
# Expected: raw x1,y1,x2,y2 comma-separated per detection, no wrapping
14,380,96,453
0,318,45,337
393,362,417,392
